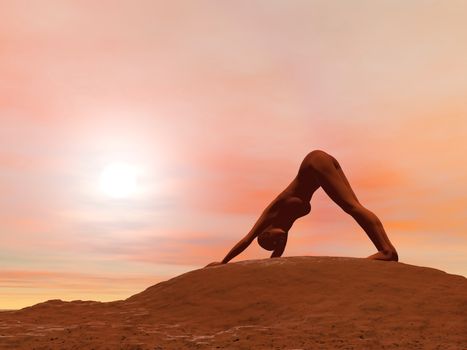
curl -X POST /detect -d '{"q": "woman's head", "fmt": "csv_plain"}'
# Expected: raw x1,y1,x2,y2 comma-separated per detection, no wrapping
257,228,287,251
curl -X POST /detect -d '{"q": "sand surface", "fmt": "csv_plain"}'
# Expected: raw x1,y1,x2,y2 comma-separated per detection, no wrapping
1,256,466,349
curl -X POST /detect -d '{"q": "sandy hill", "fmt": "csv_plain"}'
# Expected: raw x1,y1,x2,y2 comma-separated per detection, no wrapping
0,256,466,349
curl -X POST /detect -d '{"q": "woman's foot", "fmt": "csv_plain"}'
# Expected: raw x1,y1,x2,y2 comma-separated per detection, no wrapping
366,250,399,262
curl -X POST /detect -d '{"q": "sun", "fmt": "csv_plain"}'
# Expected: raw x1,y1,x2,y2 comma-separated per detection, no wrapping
99,162,139,198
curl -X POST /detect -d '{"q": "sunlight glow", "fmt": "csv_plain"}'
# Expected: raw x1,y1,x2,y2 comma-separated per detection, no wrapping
99,162,139,198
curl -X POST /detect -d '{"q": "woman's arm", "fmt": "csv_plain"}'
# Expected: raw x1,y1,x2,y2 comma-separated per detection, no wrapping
221,238,250,264
220,201,279,264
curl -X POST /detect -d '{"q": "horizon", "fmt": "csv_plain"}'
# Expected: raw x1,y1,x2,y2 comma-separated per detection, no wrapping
2,254,466,312
1,1,466,309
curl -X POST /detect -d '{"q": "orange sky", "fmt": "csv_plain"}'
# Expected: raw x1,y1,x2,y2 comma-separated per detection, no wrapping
1,1,466,309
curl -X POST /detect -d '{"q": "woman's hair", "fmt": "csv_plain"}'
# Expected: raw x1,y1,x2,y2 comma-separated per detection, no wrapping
257,229,286,251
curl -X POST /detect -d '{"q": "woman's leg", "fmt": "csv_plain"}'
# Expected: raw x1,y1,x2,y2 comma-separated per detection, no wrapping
306,150,398,261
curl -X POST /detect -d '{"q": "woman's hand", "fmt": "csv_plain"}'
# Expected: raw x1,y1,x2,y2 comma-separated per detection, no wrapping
204,261,224,268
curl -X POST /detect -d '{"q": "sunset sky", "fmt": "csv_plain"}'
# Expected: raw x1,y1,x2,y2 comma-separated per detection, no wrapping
1,1,466,309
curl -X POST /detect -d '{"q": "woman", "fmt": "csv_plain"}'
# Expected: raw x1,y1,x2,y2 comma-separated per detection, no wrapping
205,150,398,268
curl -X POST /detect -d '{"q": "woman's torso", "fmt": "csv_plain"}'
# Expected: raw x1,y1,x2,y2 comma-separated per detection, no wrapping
265,195,311,232
262,171,318,233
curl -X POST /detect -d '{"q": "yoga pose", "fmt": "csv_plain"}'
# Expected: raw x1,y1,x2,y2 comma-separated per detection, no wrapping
205,150,398,268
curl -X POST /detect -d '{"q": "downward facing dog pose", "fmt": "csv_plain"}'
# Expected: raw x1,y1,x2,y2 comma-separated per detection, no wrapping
205,150,398,268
